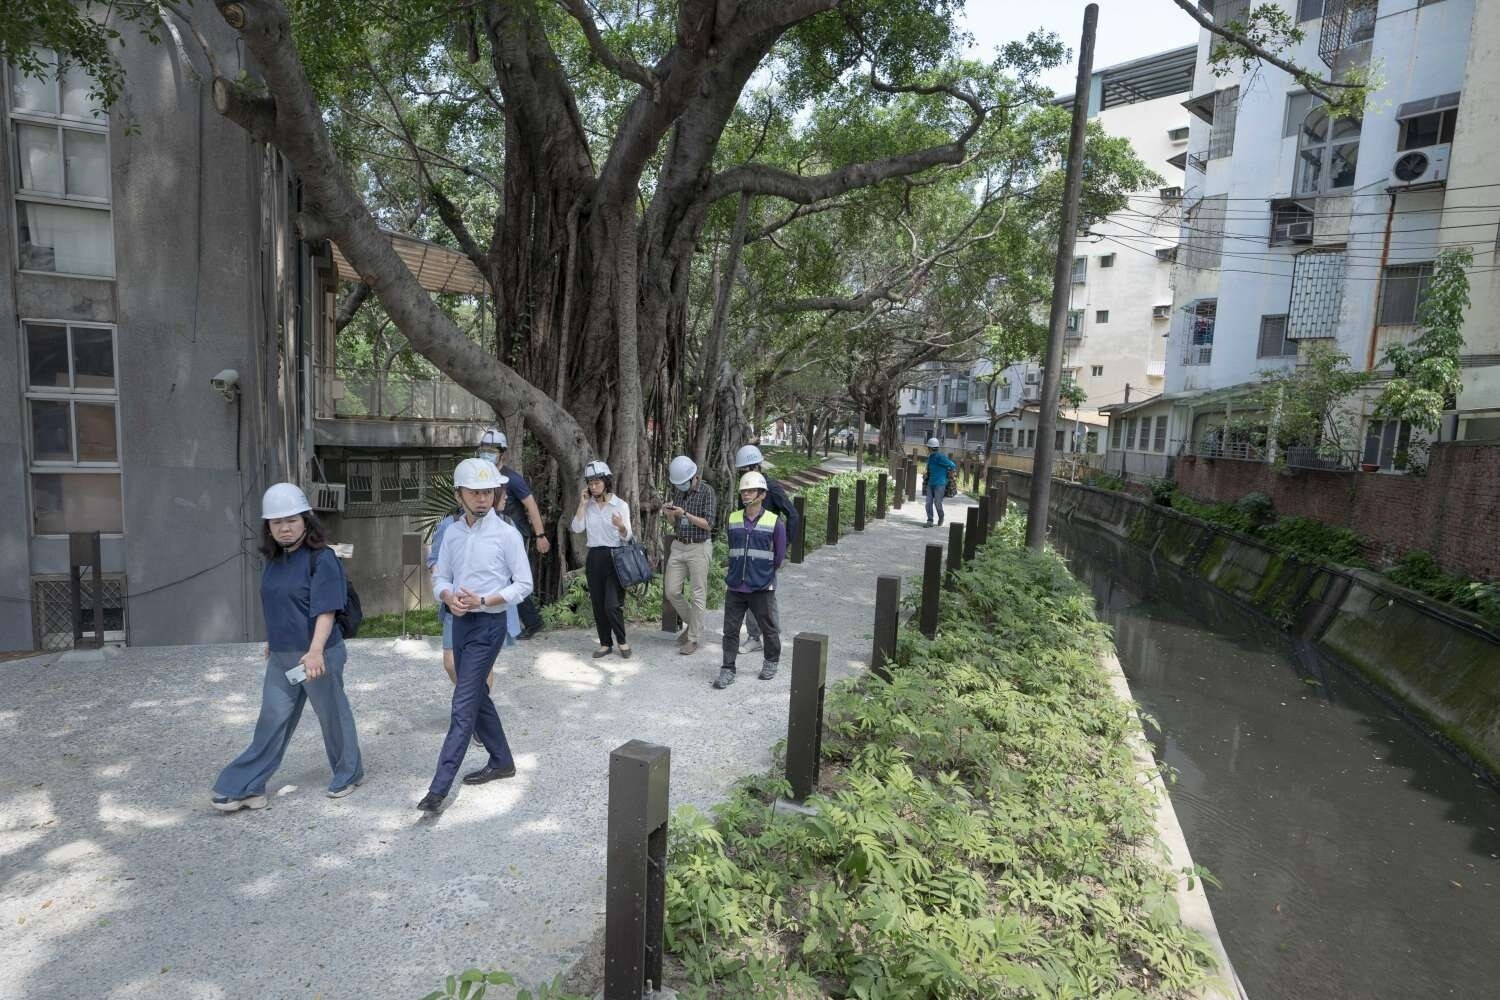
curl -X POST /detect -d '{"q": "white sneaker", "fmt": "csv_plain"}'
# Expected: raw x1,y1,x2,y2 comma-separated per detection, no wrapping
741,637,763,653
211,794,268,812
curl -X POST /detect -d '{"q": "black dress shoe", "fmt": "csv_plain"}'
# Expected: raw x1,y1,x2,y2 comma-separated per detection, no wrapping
462,763,518,785
519,623,542,640
416,792,444,813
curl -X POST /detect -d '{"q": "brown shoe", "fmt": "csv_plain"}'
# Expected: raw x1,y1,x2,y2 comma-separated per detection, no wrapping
676,628,691,646
678,641,698,655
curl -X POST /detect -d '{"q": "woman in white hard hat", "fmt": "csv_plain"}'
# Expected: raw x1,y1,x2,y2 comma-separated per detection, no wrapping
661,455,716,655
569,460,633,658
211,484,363,812
418,458,532,813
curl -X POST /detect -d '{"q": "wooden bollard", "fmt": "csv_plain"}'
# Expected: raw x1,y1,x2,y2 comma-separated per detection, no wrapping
904,459,918,505
870,575,900,682
975,491,990,549
919,543,943,639
785,632,829,803
605,740,670,1000
946,522,964,589
876,473,888,519
826,485,840,546
660,536,681,634
791,495,806,564
963,506,979,563
854,478,867,531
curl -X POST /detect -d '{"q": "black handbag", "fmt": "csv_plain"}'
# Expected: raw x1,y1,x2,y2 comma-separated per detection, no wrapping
944,479,958,498
610,540,655,590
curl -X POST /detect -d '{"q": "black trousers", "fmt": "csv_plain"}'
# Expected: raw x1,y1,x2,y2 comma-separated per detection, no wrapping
586,546,627,647
513,528,544,632
722,589,780,672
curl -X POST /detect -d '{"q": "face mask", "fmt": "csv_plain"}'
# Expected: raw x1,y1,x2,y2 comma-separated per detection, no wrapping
477,450,500,465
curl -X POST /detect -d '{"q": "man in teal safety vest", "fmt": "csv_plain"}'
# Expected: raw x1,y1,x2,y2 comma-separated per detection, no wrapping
716,471,787,690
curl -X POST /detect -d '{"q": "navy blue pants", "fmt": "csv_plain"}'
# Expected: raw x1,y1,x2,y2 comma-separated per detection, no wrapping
429,611,515,796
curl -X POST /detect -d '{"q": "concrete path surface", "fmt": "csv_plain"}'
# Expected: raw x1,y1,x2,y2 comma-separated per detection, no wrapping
0,462,973,1000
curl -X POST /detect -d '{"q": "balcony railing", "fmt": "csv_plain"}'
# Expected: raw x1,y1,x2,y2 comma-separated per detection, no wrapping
315,365,495,422
944,401,970,418
1319,0,1376,66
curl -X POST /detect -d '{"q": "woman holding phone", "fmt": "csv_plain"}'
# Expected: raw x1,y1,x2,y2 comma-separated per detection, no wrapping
570,460,633,659
211,483,363,812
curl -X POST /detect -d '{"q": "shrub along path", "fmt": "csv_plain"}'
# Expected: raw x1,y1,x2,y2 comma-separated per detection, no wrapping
0,457,966,999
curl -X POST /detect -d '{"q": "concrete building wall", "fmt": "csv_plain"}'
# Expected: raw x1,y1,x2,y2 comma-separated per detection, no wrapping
0,27,309,649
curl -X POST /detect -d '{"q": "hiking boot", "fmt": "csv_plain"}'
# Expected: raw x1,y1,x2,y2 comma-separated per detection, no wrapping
211,794,268,813
758,661,778,681
740,637,762,653
712,667,736,689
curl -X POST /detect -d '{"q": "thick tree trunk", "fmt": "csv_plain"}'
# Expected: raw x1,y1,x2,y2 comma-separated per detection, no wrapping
692,193,751,465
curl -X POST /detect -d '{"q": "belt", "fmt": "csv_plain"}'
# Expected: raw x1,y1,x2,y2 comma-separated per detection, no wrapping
673,537,709,544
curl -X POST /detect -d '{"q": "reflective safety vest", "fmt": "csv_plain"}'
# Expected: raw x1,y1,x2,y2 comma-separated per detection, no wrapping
726,508,780,591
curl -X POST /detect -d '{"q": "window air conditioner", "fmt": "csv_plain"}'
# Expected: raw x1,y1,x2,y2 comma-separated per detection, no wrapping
1024,371,1039,384
1152,304,1172,319
308,482,347,513
1284,219,1314,242
1022,386,1040,401
1389,143,1451,190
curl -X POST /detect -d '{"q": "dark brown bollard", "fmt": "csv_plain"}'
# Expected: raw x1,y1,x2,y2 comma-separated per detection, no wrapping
871,575,900,682
791,495,806,564
919,543,943,639
785,632,829,803
854,478,867,531
946,522,964,589
963,506,979,563
605,740,670,1000
826,486,840,546
876,472,889,518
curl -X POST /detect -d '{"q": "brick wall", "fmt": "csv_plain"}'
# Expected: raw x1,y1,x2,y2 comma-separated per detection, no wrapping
1172,443,1500,581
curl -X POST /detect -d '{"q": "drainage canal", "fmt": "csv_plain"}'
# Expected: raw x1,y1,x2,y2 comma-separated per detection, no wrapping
1054,520,1500,999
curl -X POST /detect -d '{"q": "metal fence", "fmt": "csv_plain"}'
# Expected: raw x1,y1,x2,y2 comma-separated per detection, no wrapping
314,365,494,422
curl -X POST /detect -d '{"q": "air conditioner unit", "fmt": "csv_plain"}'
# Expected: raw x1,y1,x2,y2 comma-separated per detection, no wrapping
1156,245,1179,262
1388,143,1451,190
1022,386,1040,401
1159,185,1183,201
1024,371,1039,384
308,482,347,513
1152,304,1172,319
1271,219,1315,245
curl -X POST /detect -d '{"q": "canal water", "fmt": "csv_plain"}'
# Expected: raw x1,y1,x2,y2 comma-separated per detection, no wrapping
1053,521,1500,1000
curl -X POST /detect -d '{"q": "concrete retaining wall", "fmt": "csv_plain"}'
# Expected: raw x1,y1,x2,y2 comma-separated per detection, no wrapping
1010,471,1500,773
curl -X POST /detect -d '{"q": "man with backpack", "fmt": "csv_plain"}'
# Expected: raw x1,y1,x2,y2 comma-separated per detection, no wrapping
418,458,532,814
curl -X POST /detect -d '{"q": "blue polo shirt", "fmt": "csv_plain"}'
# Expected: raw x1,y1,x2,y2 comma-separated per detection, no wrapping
261,545,347,653
499,465,533,533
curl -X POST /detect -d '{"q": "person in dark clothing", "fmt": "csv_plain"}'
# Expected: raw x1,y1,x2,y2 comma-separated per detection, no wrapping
732,444,799,651
477,428,548,639
715,472,786,689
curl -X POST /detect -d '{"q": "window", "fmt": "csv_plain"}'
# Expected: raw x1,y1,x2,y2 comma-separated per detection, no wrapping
1208,86,1239,159
1297,0,1325,20
1110,419,1122,449
1257,315,1298,357
1095,310,1110,323
1295,107,1360,195
1269,199,1315,247
1071,256,1087,283
1283,92,1320,139
348,459,374,503
1362,419,1413,470
1153,415,1168,452
1183,299,1216,365
998,427,1014,445
1026,429,1036,448
1055,429,1067,451
1159,185,1183,201
1100,253,1115,268
1025,371,1039,385
1398,108,1458,152
9,49,113,277
23,321,122,534
398,457,423,502
1000,382,1011,401
1378,262,1434,327
1125,418,1138,451
1091,365,1104,377
1167,126,1189,141
1066,310,1083,334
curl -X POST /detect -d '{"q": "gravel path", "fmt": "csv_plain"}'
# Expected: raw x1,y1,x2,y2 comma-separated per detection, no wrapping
0,459,970,1000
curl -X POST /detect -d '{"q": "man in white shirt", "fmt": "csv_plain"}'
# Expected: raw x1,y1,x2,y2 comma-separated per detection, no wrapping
418,458,534,813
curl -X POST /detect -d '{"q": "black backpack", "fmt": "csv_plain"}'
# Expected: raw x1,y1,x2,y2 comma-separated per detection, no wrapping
309,548,363,639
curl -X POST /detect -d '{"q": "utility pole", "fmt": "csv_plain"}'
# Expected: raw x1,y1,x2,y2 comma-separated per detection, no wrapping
1026,3,1098,552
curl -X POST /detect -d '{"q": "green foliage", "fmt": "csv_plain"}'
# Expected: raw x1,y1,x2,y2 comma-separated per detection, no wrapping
0,1,163,111
1146,477,1176,507
1167,493,1252,534
664,514,1215,998
1201,3,1376,120
1233,492,1275,531
1375,248,1474,433
360,605,442,638
420,969,586,1000
1087,472,1127,493
1385,551,1500,629
799,471,886,558
1257,516,1365,566
1236,343,1370,465
1058,374,1087,411
761,447,833,480
541,540,732,630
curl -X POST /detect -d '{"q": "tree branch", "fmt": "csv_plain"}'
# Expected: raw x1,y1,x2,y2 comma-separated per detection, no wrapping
1167,0,1360,104
335,282,372,332
554,0,659,94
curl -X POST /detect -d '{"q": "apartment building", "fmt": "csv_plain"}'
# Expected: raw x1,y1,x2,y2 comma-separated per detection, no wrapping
1121,0,1499,481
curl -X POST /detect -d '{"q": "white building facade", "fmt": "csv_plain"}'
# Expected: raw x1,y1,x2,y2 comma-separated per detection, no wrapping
1131,0,1498,475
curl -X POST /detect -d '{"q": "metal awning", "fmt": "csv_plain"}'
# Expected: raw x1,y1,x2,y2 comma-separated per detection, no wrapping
1182,91,1217,124
330,230,489,296
1166,150,1188,170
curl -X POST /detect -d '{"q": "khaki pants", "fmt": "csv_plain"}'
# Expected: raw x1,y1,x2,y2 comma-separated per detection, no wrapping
664,539,712,643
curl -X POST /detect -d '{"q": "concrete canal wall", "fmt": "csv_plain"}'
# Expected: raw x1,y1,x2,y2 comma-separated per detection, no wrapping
1008,472,1500,774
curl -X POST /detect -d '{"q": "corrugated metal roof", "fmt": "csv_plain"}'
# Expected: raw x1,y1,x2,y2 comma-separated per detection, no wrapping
330,231,489,296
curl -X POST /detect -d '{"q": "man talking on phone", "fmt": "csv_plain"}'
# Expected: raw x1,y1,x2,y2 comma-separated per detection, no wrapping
418,458,532,814
661,455,716,655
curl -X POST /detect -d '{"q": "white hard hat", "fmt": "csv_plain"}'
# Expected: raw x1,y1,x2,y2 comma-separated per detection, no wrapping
926,437,940,448
668,455,698,487
454,457,507,490
583,460,612,480
261,482,311,520
734,444,764,469
737,471,768,492
479,427,507,450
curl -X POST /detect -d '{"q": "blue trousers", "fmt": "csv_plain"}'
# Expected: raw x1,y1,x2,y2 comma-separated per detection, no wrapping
430,611,515,796
925,483,947,524
215,647,363,797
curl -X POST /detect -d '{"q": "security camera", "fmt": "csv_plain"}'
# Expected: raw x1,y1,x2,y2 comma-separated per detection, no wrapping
211,368,240,400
